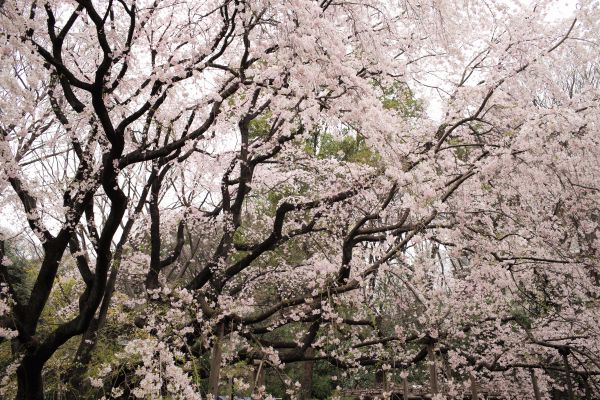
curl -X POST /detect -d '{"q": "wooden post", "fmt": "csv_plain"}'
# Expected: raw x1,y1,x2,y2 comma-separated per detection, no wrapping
208,323,225,399
427,343,439,395
529,368,542,400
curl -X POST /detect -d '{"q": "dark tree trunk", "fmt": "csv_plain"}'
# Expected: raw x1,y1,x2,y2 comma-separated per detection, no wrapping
251,360,265,396
65,172,156,394
16,357,44,400
208,323,225,398
427,343,439,395
559,347,575,400
66,264,119,392
67,318,98,386
470,373,479,400
530,368,542,400
301,347,315,399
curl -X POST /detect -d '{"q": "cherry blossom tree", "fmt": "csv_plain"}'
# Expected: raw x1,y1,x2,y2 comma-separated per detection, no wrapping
0,0,599,399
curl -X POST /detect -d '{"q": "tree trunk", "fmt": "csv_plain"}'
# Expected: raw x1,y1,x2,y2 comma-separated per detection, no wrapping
427,344,439,395
402,375,409,400
208,323,225,398
301,347,315,399
15,357,44,400
470,373,479,400
560,347,575,400
375,368,386,387
529,368,542,400
583,376,592,400
251,360,265,398
66,317,99,391
66,263,119,393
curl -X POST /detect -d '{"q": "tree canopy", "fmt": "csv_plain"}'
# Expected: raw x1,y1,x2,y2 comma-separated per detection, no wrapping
0,0,599,399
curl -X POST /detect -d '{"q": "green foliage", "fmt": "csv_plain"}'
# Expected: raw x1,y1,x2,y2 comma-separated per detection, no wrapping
311,362,336,399
446,137,471,161
377,80,422,118
314,133,381,167
510,303,532,329
2,242,35,305
248,111,273,140
301,130,382,169
299,79,422,169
